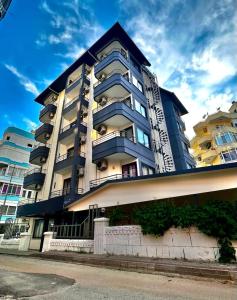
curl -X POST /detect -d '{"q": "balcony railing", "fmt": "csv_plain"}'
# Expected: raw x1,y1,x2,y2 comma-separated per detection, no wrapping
89,173,137,189
60,121,87,134
24,168,44,177
97,48,128,62
92,130,135,147
94,69,130,88
56,152,85,163
92,96,132,114
18,198,36,206
64,95,89,110
50,188,84,199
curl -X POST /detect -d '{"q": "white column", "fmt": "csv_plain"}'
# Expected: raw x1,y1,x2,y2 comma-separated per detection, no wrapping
42,231,54,252
0,234,4,245
18,233,32,251
94,218,109,254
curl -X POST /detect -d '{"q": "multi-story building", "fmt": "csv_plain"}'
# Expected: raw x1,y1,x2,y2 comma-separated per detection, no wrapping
18,23,195,249
191,101,237,167
0,127,36,232
0,0,12,20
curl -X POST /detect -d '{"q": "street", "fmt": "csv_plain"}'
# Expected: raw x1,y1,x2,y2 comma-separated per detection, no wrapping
0,255,236,299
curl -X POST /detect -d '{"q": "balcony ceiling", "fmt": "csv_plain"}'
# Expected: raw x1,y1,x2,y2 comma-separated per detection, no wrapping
96,60,128,79
96,115,131,128
95,84,129,101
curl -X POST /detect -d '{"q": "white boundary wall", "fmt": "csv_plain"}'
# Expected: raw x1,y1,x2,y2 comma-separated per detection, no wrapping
49,239,94,253
103,225,237,261
0,233,31,251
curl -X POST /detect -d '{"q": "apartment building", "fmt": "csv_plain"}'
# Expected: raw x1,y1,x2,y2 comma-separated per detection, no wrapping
0,0,12,20
191,102,237,167
0,127,36,232
18,23,195,248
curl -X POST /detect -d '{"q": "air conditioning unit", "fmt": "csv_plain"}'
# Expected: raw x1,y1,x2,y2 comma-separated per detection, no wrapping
49,112,55,119
98,96,107,106
82,87,89,95
40,157,46,163
35,184,42,191
97,124,107,135
81,109,88,118
44,133,50,140
99,73,107,81
51,94,58,102
99,54,107,60
96,159,108,171
78,168,84,177
79,135,86,145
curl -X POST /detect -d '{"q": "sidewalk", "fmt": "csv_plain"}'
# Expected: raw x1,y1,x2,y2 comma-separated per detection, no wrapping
1,248,237,283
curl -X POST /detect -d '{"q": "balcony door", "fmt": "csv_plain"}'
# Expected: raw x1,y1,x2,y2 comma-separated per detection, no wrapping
67,147,74,159
63,178,71,195
120,126,133,142
122,162,137,178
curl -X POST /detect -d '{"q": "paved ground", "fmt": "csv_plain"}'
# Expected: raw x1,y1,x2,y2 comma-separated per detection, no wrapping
0,255,237,300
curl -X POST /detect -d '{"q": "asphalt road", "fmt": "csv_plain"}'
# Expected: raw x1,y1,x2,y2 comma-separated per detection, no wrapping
0,254,236,300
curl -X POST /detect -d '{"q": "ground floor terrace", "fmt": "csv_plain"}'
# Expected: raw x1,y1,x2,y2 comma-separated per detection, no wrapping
13,162,237,253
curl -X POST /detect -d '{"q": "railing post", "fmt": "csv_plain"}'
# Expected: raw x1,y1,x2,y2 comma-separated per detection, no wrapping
18,232,32,251
94,217,109,254
42,231,54,252
0,233,4,245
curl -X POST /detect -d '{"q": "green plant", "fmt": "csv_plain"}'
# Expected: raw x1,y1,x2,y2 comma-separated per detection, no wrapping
132,200,237,263
108,206,126,226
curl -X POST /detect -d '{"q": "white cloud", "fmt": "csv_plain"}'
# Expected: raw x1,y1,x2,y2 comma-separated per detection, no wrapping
23,118,38,131
4,64,39,96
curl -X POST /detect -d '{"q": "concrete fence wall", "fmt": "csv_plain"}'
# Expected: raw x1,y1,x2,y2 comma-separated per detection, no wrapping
0,233,32,251
93,219,237,261
42,232,94,253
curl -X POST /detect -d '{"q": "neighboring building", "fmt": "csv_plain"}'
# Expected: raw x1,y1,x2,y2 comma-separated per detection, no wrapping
0,127,36,232
17,23,195,249
0,0,12,20
191,101,237,167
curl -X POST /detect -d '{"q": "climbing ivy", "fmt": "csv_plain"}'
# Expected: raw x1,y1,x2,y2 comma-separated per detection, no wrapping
108,206,126,226
132,201,237,263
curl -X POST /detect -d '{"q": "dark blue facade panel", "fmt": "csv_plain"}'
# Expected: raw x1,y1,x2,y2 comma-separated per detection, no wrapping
92,136,155,167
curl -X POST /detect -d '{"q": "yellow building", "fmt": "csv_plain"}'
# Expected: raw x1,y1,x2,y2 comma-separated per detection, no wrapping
191,101,237,167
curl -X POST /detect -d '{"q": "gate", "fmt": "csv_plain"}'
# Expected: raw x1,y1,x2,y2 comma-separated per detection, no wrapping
50,204,99,239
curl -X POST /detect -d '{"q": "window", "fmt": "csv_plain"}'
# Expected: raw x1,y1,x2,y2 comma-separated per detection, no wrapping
203,127,208,133
186,163,193,169
182,142,189,153
215,132,237,145
7,206,16,215
220,148,237,163
6,136,10,141
27,191,32,199
33,219,44,238
132,75,143,93
0,183,22,195
142,164,155,175
137,128,150,148
134,99,146,117
22,190,26,198
27,144,33,148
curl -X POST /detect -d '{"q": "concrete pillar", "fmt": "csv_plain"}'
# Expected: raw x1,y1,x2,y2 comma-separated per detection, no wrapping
18,233,32,251
42,231,54,252
0,234,4,245
94,218,109,254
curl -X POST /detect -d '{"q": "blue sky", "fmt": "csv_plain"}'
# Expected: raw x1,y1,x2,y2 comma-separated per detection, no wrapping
0,0,236,138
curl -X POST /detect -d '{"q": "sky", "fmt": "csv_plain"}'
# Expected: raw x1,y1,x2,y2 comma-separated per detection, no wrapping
0,0,236,138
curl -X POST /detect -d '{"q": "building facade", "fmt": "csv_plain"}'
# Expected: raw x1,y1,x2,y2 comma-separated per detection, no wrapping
18,23,195,248
191,102,237,167
0,0,12,20
0,127,36,232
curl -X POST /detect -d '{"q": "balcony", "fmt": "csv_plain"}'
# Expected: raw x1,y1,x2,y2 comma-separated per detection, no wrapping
94,72,146,104
50,188,84,199
89,173,136,189
35,123,53,144
201,149,218,163
23,168,45,191
94,50,129,79
63,96,89,121
29,144,50,166
58,121,87,145
55,152,86,175
39,103,57,123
